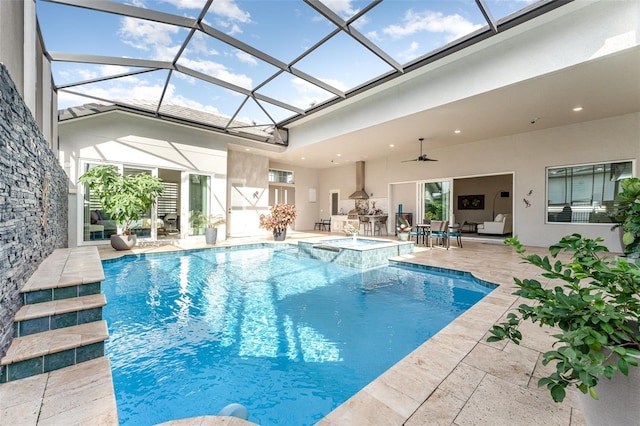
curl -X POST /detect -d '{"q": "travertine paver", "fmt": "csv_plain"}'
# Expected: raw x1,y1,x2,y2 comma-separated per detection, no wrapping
0,373,47,424
454,373,574,425
38,357,118,425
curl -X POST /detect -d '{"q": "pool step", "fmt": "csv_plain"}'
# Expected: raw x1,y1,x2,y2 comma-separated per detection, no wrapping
19,246,104,305
1,246,109,384
13,294,107,337
1,320,109,382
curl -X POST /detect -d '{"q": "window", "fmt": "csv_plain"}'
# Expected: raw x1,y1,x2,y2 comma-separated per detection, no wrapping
546,161,632,223
82,163,118,242
268,169,294,184
157,182,179,215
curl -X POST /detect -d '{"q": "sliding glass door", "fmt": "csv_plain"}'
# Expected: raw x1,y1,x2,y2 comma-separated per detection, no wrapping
124,166,155,239
188,174,210,236
419,180,452,223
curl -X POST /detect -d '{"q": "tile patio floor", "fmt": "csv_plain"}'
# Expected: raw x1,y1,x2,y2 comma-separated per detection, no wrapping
1,231,587,425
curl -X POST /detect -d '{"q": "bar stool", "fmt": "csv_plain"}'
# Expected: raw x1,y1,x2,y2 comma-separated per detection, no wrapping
359,216,372,235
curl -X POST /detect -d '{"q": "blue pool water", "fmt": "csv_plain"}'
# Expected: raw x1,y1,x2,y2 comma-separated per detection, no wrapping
102,245,495,426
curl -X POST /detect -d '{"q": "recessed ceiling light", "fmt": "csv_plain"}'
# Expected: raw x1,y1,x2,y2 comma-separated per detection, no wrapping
337,153,341,157
389,144,395,147
245,148,250,151
573,106,583,112
454,129,461,134
301,157,305,160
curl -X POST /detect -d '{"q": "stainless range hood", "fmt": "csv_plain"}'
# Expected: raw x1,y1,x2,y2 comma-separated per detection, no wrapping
348,161,369,199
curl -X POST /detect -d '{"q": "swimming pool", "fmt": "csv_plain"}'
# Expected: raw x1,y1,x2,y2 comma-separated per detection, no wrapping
102,244,495,425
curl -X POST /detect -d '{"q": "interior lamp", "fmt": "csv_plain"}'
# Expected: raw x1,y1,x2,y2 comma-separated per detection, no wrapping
492,190,510,219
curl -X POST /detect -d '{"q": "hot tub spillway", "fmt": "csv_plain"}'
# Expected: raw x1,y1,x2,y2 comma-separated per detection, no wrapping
298,237,414,269
313,244,341,252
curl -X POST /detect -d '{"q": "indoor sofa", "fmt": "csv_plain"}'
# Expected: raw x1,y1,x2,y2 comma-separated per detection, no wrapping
477,213,512,235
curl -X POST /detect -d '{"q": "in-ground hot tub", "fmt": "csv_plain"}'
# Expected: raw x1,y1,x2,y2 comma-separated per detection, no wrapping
297,237,414,269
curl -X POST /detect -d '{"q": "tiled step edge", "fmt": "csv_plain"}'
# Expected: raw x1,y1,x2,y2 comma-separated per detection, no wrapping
1,320,109,383
14,294,107,337
20,246,105,296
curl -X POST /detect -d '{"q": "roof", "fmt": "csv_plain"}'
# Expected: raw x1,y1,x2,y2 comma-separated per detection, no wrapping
58,101,287,144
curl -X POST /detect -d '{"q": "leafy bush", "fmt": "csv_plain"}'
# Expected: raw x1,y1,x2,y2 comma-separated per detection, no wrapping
79,165,164,236
488,234,640,402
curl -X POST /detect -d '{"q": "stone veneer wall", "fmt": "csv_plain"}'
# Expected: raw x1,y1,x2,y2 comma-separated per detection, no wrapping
0,64,68,359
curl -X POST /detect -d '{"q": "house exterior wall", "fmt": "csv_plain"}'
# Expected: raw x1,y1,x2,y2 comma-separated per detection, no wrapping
58,111,230,246
316,113,639,252
0,64,68,360
268,161,319,231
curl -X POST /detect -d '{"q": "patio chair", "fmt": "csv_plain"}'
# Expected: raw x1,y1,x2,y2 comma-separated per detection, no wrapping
409,225,426,244
429,220,450,249
449,224,463,248
164,213,179,235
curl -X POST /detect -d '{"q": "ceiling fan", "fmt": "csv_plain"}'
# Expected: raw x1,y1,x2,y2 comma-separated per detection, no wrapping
402,138,438,162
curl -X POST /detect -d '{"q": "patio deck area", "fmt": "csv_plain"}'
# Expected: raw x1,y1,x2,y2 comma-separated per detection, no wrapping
1,232,586,425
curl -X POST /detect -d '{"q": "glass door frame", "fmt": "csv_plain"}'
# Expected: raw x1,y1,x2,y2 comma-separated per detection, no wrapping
416,178,454,224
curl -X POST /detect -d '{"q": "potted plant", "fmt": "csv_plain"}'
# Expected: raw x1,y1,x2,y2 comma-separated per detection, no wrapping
344,223,359,242
488,234,640,425
397,217,411,241
205,214,225,245
189,210,207,235
259,203,296,241
79,165,164,250
611,177,640,258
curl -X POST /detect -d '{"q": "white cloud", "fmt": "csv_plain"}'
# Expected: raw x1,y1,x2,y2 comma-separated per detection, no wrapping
288,77,339,109
159,0,207,9
397,41,420,62
383,9,482,42
317,77,348,93
119,17,181,60
235,50,257,66
99,65,131,76
366,30,380,42
322,0,359,20
350,15,368,30
190,32,219,56
208,0,251,23
75,68,99,81
166,92,224,116
178,57,253,89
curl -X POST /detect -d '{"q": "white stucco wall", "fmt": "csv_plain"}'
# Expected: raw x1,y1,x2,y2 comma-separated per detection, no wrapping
269,161,319,231
59,111,231,246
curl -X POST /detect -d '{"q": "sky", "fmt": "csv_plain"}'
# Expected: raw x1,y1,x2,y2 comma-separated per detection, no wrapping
37,0,537,127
